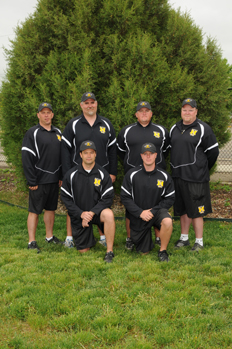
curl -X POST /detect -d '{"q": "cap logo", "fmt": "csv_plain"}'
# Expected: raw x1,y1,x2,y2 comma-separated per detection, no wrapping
100,127,106,134
141,102,147,106
94,178,101,187
145,144,151,148
85,142,92,146
157,180,164,188
43,103,48,106
186,99,191,102
87,93,92,97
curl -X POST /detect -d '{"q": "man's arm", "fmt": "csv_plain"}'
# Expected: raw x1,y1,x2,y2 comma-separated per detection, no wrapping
91,173,114,215
116,128,127,162
120,172,143,218
107,122,117,176
21,130,38,186
61,120,75,176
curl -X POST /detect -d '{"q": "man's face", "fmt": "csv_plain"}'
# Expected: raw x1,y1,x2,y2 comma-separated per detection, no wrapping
135,108,153,126
181,104,198,125
80,149,96,166
80,99,98,117
141,151,157,167
37,108,54,127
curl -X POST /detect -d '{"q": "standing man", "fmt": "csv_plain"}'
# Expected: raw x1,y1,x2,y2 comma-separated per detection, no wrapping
61,140,115,263
120,143,175,261
22,102,63,252
61,92,117,248
170,98,219,251
117,101,170,249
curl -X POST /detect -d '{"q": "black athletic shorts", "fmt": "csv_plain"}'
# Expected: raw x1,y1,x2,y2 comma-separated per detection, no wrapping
130,208,172,253
71,214,103,250
29,183,59,214
173,178,212,218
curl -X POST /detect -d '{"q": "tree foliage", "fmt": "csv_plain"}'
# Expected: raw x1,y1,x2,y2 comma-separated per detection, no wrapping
0,0,231,186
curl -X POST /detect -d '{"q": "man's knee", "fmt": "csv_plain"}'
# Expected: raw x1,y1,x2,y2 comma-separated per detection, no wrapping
100,208,114,223
161,217,173,230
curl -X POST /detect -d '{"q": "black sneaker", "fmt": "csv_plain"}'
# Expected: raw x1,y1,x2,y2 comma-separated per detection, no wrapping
190,242,204,252
28,241,40,253
158,250,169,262
104,251,114,263
125,237,134,250
175,239,190,248
46,236,64,244
155,238,161,246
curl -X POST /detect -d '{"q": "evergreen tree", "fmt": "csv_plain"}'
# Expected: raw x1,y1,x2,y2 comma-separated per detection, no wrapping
0,0,231,187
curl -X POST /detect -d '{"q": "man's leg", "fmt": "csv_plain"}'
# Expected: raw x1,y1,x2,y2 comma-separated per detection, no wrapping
27,212,39,242
180,214,192,235
44,210,55,239
159,217,173,251
100,209,115,253
192,217,203,238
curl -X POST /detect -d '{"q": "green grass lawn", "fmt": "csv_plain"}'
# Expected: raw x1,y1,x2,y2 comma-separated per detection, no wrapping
0,203,231,349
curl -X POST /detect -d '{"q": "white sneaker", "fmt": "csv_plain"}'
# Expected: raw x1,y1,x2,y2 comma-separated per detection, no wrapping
64,239,74,248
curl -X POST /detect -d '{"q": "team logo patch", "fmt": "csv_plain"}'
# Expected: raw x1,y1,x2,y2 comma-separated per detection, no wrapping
153,132,160,138
190,129,198,136
186,99,191,102
157,180,164,188
57,135,61,141
100,127,106,134
43,103,48,107
198,206,205,214
94,178,101,187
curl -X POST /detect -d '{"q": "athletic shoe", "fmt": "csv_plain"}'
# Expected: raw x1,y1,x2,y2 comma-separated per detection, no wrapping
125,237,134,250
174,239,190,248
46,236,64,244
64,239,74,248
155,238,161,246
98,238,107,247
158,250,169,262
28,241,40,253
190,243,204,252
104,251,114,263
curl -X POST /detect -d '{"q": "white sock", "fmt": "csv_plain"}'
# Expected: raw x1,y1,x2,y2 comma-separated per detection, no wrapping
100,235,106,240
156,237,160,241
46,236,53,241
195,238,203,246
66,236,73,241
180,234,189,241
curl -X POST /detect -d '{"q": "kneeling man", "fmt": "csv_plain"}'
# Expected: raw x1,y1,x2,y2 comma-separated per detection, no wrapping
61,140,115,262
120,143,175,261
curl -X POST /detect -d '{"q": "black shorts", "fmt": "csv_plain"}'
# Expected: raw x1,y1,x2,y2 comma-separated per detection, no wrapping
173,178,212,218
29,183,59,214
130,208,172,253
71,214,103,250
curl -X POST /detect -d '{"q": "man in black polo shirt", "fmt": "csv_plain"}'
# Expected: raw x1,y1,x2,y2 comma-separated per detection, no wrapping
120,143,175,262
61,92,117,247
117,101,170,249
170,98,219,251
22,102,63,252
61,140,115,263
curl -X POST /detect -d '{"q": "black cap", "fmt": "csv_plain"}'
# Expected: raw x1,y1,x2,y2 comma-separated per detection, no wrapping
80,140,96,152
38,102,53,112
182,98,197,108
81,92,96,102
141,143,157,154
136,101,151,111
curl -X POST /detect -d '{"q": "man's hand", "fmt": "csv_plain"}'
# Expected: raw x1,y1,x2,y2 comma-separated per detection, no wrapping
59,180,62,187
110,174,116,183
80,211,95,222
29,185,38,191
140,209,154,222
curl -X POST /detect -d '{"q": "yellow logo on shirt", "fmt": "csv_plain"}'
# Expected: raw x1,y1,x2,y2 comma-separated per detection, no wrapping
94,178,101,187
198,206,205,214
57,135,61,141
153,132,160,138
190,129,198,136
157,180,164,188
100,127,106,134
